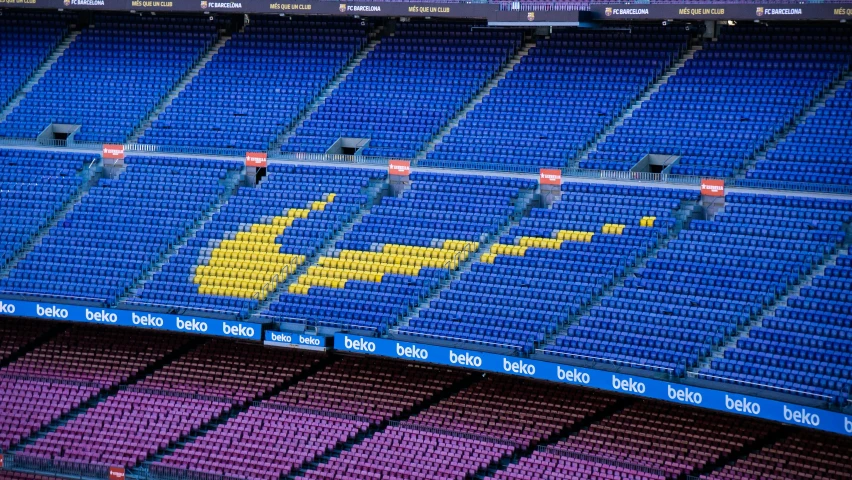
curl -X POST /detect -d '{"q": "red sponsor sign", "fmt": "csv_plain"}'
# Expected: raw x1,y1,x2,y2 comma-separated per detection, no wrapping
0,453,4,468
102,144,125,160
109,467,125,480
539,168,562,186
388,160,410,177
700,178,725,197
245,152,267,168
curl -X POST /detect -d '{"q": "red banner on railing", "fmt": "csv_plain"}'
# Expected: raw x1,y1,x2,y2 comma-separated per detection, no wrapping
0,453,4,468
102,144,125,160
700,178,725,197
389,160,411,177
539,168,562,186
109,466,125,480
245,152,267,168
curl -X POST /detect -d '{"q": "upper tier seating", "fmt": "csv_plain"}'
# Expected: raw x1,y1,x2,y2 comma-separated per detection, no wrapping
298,376,618,480
543,192,847,375
749,80,852,186
138,17,370,153
0,149,93,271
0,12,70,111
422,26,689,170
152,357,467,480
493,401,779,480
19,340,320,469
0,326,189,451
400,183,697,353
700,195,852,404
282,21,523,159
0,14,219,144
127,164,385,320
584,25,852,177
0,156,241,307
699,433,852,480
262,172,535,333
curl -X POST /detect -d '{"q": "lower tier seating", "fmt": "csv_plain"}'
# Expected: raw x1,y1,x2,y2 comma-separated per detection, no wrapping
261,172,534,333
702,251,852,403
699,433,852,480
128,164,384,320
18,340,320,469
297,376,619,480
0,326,189,451
0,149,93,271
543,192,848,375
0,156,241,307
0,318,53,365
400,183,696,353
151,357,468,479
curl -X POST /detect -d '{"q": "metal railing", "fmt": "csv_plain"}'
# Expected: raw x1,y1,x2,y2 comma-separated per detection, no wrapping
687,371,836,404
0,373,105,389
118,385,236,404
251,255,302,303
535,349,679,376
1,454,109,479
251,402,376,423
0,290,108,306
118,300,245,320
390,329,524,352
148,465,244,480
540,446,669,478
3,138,851,195
388,421,522,447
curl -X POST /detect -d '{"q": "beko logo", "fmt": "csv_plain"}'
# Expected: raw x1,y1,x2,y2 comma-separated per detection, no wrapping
667,385,702,405
299,335,321,346
449,350,482,367
783,405,820,427
132,312,164,327
725,395,760,415
344,336,376,352
0,301,16,314
223,322,255,338
396,343,428,360
36,304,68,319
503,358,535,376
845,417,851,433
270,332,292,343
612,375,646,393
556,366,591,384
86,309,118,323
176,317,208,332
